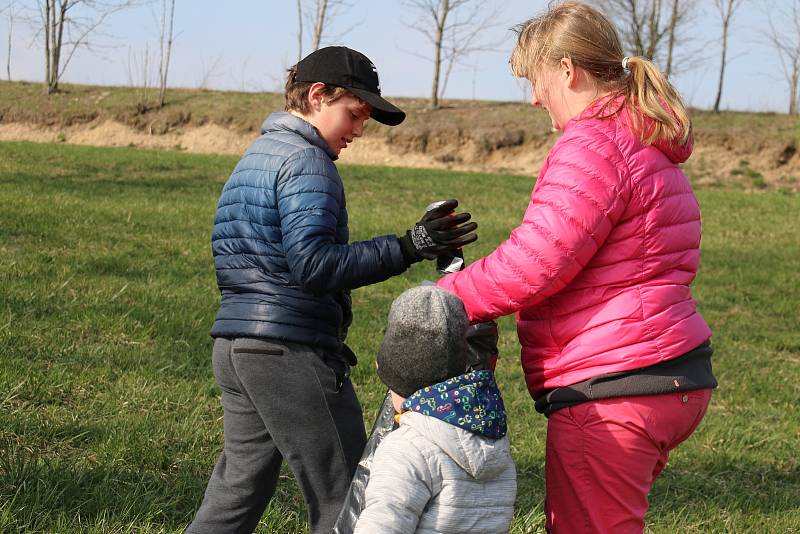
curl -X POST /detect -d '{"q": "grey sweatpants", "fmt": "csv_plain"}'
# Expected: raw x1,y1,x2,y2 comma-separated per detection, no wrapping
186,337,367,534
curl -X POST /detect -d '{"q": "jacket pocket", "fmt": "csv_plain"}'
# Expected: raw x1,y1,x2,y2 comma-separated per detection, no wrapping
231,338,284,356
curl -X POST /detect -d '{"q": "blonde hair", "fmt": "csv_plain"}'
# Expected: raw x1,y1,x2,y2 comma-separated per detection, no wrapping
284,65,365,114
510,1,690,145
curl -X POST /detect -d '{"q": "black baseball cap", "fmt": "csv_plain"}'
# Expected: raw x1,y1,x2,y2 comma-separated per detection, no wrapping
295,46,406,126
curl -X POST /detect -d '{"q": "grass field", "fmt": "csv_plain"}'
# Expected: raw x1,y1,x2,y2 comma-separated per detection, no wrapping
1,140,799,533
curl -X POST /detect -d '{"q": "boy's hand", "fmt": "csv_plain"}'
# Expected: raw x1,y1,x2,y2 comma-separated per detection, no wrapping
398,199,478,263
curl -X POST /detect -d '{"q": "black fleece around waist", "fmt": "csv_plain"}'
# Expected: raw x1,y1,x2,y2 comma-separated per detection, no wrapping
534,341,718,416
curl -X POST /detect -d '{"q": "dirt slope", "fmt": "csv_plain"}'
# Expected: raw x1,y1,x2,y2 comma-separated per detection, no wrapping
1,81,797,190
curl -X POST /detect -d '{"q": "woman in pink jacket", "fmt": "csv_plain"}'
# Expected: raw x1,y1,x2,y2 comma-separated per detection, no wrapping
437,2,716,532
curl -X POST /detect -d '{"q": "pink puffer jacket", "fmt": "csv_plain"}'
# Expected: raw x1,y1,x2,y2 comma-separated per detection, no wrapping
438,98,711,398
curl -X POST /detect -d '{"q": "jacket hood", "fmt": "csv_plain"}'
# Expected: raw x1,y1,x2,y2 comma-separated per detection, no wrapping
652,128,693,164
401,411,511,480
399,371,510,479
402,370,507,438
260,112,338,160
567,94,693,165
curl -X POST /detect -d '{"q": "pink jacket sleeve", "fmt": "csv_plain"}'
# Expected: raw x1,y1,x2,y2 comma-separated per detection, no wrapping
438,124,631,322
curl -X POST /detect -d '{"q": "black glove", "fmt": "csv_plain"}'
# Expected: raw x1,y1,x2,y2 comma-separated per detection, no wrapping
398,199,478,264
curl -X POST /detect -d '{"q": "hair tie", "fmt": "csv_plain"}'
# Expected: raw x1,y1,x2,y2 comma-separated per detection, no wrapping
622,56,631,71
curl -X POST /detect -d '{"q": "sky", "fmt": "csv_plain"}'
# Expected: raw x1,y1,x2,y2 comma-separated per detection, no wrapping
1,0,795,113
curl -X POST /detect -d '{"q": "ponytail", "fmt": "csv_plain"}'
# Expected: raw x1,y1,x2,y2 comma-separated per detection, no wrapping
622,56,691,145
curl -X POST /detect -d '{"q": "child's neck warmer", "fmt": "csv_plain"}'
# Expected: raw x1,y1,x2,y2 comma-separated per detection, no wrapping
401,370,508,439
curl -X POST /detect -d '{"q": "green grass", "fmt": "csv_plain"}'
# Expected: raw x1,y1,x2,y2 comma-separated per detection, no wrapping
1,141,799,533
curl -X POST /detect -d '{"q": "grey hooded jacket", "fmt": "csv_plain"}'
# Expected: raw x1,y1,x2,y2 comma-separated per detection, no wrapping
210,112,408,349
353,411,517,534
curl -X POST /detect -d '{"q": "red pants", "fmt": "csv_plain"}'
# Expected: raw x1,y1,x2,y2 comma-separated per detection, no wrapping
544,389,712,533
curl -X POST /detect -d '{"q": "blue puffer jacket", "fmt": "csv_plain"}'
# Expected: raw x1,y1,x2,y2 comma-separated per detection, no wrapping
210,112,408,349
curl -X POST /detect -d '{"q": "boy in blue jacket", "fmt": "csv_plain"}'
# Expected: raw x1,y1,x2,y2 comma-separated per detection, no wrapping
186,46,477,534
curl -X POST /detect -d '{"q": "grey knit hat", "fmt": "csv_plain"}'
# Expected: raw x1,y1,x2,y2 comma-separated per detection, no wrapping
376,286,469,398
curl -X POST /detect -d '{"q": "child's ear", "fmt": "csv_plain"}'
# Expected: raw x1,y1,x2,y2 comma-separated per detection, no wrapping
307,82,327,112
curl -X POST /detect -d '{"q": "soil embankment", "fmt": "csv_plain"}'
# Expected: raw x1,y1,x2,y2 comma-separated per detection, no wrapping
1,81,797,190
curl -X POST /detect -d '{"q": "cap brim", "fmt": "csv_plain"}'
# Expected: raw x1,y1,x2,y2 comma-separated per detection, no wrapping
348,87,406,126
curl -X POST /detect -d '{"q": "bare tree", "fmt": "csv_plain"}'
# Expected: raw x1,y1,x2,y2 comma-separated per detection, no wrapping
296,0,302,62
195,53,224,90
767,0,800,115
711,0,744,113
664,0,679,76
294,0,353,57
37,0,135,94
125,42,153,103
310,0,327,51
157,0,174,108
592,0,696,73
592,0,663,59
5,13,10,81
3,2,13,80
403,0,501,110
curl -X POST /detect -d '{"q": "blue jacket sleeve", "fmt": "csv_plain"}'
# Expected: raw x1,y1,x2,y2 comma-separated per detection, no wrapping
277,148,408,294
